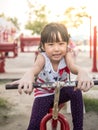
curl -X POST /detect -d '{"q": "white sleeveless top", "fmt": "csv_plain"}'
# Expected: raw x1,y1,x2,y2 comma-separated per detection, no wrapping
34,52,70,98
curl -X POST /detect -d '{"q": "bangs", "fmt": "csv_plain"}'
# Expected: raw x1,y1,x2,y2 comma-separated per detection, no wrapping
44,31,62,43
41,23,69,44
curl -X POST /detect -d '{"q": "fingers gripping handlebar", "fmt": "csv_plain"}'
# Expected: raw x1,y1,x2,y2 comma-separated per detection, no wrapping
5,80,98,90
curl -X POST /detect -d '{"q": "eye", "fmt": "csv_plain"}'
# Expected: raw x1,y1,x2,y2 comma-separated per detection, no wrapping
59,42,66,45
48,43,54,46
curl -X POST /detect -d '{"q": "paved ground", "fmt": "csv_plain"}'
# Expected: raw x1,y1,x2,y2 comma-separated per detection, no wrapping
0,52,36,79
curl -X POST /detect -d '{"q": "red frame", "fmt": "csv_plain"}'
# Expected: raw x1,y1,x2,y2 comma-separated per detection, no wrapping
40,105,70,130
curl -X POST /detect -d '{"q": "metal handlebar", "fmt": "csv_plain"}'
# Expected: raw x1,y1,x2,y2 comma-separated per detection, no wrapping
5,80,98,90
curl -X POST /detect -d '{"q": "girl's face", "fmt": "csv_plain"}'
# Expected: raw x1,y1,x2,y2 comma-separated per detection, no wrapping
42,32,67,62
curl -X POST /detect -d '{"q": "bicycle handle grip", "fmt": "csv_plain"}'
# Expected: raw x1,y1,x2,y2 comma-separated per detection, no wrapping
5,82,55,89
93,80,98,85
5,80,98,90
5,84,19,89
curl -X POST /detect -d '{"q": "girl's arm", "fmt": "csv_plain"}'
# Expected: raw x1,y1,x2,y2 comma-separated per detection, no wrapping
65,52,80,74
65,52,94,92
10,54,45,94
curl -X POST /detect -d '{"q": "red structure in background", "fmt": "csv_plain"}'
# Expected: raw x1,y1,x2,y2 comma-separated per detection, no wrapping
20,37,40,52
0,43,18,73
20,37,40,56
3,30,8,42
92,26,98,72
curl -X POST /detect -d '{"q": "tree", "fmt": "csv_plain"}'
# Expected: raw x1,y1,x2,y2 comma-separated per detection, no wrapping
62,6,89,28
7,17,20,30
0,13,20,30
25,2,89,35
25,0,48,35
0,13,5,17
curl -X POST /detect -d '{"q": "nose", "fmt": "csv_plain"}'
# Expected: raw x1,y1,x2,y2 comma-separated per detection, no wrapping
54,44,59,51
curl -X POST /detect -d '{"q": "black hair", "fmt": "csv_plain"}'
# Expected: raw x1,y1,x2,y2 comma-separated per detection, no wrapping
39,22,69,52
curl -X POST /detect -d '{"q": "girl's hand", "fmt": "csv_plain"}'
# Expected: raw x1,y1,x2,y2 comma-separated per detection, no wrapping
76,69,94,92
10,74,34,95
18,79,33,95
8,54,45,95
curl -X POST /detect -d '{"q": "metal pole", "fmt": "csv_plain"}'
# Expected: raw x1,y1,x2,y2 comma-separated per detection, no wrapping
92,26,98,72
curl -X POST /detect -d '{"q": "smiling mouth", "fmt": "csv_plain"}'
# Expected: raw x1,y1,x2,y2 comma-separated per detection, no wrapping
53,54,61,58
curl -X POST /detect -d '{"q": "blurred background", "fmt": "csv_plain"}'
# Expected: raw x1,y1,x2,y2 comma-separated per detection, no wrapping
0,0,98,44
0,0,98,74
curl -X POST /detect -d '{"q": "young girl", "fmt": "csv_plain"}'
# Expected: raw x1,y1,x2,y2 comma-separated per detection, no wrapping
11,23,94,130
